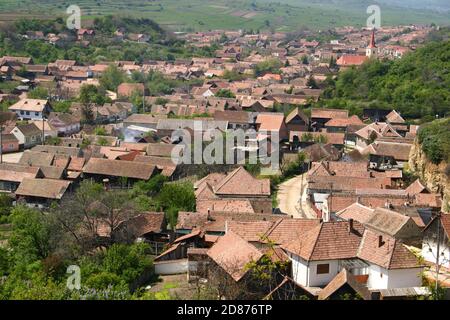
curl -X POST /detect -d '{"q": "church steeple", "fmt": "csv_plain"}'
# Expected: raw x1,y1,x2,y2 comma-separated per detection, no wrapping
369,28,376,48
366,28,377,57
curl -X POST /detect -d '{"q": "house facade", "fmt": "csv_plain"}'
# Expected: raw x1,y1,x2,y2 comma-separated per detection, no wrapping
8,99,51,120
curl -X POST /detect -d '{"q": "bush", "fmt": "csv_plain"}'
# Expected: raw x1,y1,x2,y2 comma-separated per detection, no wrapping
417,118,450,164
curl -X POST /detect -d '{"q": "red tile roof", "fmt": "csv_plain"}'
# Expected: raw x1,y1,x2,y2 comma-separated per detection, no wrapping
336,55,368,66
207,231,263,281
282,221,364,261
357,229,422,269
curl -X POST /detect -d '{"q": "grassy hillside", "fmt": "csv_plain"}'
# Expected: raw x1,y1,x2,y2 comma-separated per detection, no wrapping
316,28,450,120
0,0,449,32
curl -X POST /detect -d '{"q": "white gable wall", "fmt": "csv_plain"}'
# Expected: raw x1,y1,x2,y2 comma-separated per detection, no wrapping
367,264,423,290
289,253,340,287
422,240,450,270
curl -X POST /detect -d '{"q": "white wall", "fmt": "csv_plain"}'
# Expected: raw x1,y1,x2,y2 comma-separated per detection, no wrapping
289,253,340,287
367,264,389,289
13,110,44,121
367,264,423,290
154,259,188,275
290,253,309,286
308,260,340,287
422,241,450,270
387,268,423,289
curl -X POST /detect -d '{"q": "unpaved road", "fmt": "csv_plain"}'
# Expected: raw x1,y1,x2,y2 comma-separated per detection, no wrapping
277,174,316,219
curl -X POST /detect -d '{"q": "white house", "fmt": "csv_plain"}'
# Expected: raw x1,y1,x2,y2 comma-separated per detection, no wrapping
48,112,81,136
8,98,51,120
422,214,450,270
282,220,424,290
10,123,42,149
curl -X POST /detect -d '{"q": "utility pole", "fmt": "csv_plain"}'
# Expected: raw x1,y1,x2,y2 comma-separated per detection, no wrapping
42,115,45,145
0,125,3,164
142,83,145,113
435,212,441,299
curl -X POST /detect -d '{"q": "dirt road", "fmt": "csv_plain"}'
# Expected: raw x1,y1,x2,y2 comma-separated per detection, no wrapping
277,174,317,219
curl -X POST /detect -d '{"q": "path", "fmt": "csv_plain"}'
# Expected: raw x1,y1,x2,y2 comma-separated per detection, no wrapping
277,174,316,219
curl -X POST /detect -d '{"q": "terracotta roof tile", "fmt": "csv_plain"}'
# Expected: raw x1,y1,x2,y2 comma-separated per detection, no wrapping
282,221,364,261
207,231,263,281
357,229,422,269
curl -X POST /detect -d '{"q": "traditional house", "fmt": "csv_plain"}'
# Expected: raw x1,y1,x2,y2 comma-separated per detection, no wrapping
15,178,71,208
8,99,51,120
421,214,450,270
195,167,272,214
0,163,42,193
48,112,81,136
365,140,412,170
310,108,348,131
82,158,157,185
282,220,423,290
255,113,289,141
0,133,20,153
117,83,145,98
354,122,401,149
285,108,309,132
10,123,42,149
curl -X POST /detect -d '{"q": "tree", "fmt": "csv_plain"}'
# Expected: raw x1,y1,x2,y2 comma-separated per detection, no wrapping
9,206,52,265
307,76,318,89
215,89,235,98
99,65,126,91
27,87,48,99
253,58,283,77
156,182,196,228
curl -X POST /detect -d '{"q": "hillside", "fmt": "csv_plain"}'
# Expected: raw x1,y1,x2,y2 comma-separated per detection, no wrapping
409,118,450,213
0,0,449,32
317,30,450,120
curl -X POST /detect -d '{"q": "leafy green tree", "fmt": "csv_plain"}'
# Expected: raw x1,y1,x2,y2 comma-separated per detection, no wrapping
99,65,126,91
215,89,235,98
156,182,196,228
27,87,48,99
9,206,51,265
253,58,283,77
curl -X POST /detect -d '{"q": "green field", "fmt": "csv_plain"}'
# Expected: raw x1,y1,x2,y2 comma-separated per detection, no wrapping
0,0,449,31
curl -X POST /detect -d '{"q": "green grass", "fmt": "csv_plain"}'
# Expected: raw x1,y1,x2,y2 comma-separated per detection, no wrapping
0,0,448,32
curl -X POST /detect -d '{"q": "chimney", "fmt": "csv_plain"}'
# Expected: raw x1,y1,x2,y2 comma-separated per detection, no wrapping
348,218,354,233
378,235,384,247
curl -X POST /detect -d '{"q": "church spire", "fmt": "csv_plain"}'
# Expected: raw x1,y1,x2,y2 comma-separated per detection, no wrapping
368,28,376,49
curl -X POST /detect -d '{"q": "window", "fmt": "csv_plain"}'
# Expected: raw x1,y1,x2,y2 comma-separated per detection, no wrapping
26,111,30,115
20,111,24,115
35,112,39,116
316,264,330,274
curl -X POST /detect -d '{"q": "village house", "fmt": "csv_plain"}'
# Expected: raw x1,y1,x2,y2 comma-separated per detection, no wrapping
422,214,450,271
310,108,349,131
10,123,42,149
0,163,42,193
354,122,402,150
15,178,72,208
82,158,157,186
47,112,81,136
195,167,272,214
8,99,52,120
364,140,412,170
285,107,309,133
0,133,20,153
282,220,423,290
117,83,145,98
255,113,289,141
336,203,422,245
